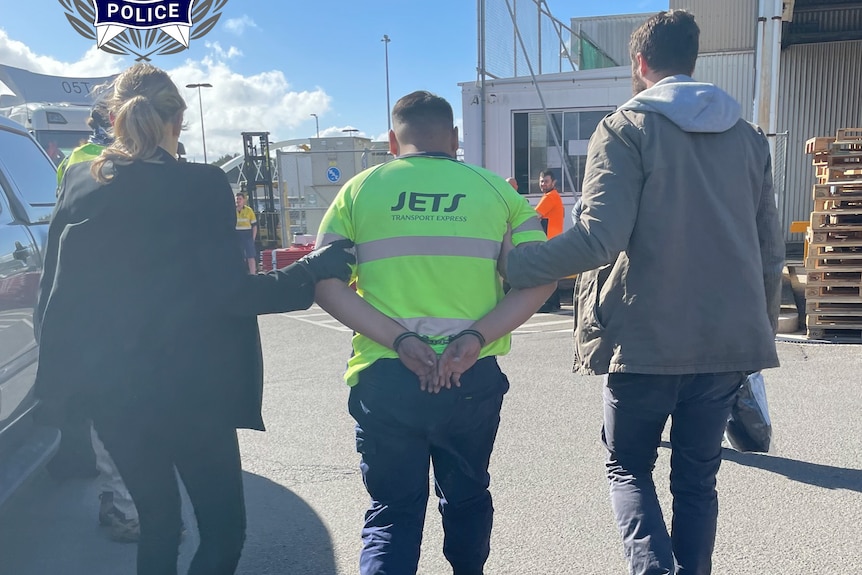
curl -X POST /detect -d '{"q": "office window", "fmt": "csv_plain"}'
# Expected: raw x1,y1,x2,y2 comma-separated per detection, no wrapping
512,109,610,196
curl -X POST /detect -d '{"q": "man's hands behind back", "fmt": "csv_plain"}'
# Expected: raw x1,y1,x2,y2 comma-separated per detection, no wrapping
436,334,482,391
396,332,483,394
396,337,439,392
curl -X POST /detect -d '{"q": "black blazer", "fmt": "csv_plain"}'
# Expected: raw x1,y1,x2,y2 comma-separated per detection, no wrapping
36,149,313,430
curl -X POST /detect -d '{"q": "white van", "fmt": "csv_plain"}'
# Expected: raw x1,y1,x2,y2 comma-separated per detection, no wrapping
1,103,92,167
0,64,116,167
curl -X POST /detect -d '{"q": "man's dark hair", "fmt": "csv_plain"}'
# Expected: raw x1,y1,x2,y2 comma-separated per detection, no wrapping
539,168,556,182
630,10,699,76
87,102,111,131
391,91,453,134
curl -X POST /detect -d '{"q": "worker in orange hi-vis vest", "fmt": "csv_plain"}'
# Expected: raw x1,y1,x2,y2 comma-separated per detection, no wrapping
535,168,564,311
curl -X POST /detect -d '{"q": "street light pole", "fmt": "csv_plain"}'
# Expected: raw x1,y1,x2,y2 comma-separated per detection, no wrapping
185,83,212,163
310,113,319,138
382,34,391,133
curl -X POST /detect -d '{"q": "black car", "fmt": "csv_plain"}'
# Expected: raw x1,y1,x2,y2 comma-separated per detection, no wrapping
0,114,61,507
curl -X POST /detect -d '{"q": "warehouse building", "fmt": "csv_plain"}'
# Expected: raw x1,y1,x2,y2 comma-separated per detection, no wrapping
461,0,862,247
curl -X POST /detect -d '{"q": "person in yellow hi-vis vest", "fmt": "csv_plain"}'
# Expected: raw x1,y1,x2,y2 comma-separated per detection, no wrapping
314,90,556,575
235,192,258,274
56,104,113,189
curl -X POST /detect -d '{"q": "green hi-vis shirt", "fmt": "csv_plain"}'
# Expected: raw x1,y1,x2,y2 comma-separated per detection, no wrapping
316,154,547,386
56,143,105,188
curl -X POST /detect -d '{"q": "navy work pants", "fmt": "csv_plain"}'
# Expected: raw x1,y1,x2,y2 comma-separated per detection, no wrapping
602,372,744,575
348,357,509,575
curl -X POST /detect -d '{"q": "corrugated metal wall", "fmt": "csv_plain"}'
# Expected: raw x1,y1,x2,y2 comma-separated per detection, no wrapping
671,0,757,52
778,40,862,242
570,14,649,66
790,6,862,42
693,51,756,121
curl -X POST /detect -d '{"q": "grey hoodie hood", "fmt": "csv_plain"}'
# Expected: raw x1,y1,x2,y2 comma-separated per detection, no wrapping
618,75,741,133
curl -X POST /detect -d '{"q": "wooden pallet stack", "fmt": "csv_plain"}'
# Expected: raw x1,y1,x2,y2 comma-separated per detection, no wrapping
804,128,862,340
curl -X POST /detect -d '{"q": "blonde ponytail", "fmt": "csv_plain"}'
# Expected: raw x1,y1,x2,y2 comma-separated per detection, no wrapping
92,63,186,183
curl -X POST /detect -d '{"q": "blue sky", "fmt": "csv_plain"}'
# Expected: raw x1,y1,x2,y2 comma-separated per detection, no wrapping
0,0,667,160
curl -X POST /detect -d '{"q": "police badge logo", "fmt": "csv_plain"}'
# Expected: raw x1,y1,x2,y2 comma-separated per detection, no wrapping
59,0,227,61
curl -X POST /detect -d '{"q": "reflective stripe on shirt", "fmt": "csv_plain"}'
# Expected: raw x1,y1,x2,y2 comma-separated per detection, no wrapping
513,217,544,235
317,232,348,246
356,236,500,264
393,316,478,337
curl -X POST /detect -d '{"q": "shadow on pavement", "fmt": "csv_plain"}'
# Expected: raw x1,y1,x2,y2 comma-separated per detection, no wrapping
719,448,862,493
238,471,338,574
659,441,862,493
0,470,337,575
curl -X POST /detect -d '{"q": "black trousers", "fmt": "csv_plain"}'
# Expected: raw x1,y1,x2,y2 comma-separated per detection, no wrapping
46,398,97,479
94,409,246,575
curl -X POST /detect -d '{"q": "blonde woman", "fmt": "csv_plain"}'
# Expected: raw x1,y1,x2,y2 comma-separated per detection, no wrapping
35,63,353,575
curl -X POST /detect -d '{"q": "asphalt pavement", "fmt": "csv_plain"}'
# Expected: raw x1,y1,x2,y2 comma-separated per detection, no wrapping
0,306,860,574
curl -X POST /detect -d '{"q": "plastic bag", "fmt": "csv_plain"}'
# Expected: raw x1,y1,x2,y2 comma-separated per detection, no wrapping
725,372,772,453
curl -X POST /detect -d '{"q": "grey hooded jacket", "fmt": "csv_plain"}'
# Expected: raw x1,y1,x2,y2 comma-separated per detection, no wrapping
507,75,784,375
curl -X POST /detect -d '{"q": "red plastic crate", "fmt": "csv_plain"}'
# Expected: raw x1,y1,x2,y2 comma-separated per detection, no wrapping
260,249,274,272
273,246,314,269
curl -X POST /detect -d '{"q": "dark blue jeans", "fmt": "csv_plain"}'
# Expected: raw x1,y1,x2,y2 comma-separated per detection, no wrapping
602,372,744,575
348,357,509,575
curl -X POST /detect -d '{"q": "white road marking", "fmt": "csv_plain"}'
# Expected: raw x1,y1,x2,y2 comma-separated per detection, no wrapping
0,311,32,319
278,313,352,332
513,328,571,335
520,318,573,328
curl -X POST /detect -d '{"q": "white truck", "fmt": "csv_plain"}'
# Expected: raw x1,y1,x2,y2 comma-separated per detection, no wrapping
0,64,116,167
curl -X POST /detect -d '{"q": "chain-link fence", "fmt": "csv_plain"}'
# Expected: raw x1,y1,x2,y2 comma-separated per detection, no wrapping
479,0,617,80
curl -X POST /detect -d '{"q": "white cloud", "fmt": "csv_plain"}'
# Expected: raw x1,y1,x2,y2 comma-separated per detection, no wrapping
204,41,242,60
224,15,257,35
170,56,331,160
317,124,366,138
0,29,334,161
315,125,393,144
315,125,364,138
0,29,123,79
